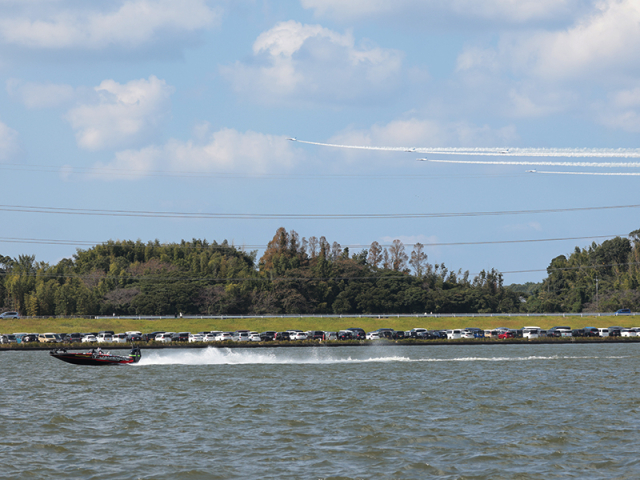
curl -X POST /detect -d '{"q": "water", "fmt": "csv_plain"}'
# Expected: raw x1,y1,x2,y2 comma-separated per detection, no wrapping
2,344,640,479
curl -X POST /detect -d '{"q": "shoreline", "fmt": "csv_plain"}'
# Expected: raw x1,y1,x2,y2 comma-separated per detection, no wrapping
3,337,640,351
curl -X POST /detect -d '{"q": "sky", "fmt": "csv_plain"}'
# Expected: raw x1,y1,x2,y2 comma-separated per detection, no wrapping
1,0,639,284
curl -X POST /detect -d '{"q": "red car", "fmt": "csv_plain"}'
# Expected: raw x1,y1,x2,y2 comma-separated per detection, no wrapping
498,331,515,339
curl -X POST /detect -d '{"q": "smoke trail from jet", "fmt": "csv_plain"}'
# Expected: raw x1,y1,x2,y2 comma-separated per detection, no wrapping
291,139,640,158
532,171,640,176
420,158,640,168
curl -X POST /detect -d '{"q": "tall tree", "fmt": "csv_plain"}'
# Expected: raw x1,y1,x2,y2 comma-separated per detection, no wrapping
368,241,383,268
389,239,408,272
410,242,427,277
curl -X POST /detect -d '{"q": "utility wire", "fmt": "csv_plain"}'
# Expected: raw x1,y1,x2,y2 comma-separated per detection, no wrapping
1,203,639,219
0,233,628,249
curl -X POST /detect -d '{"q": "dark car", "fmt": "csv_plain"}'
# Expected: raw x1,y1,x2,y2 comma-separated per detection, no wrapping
583,327,599,337
171,332,189,342
307,331,325,340
260,331,277,341
572,329,585,337
376,328,394,339
275,332,291,341
127,334,143,342
66,333,84,343
392,330,406,339
346,328,365,340
608,327,623,337
337,330,355,340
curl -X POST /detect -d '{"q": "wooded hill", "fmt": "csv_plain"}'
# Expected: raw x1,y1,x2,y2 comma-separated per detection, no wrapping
1,227,638,316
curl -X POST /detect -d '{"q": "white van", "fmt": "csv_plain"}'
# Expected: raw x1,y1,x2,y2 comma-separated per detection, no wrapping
523,326,542,339
446,329,462,340
597,328,609,337
96,333,113,343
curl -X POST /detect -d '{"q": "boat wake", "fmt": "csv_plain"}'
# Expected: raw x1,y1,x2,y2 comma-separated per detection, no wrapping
136,348,628,366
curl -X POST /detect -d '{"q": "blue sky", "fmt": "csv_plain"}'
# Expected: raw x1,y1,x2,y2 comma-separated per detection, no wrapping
1,0,639,284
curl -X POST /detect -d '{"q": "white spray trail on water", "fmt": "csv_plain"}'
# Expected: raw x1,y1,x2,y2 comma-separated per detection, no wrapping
292,139,640,159
136,348,628,366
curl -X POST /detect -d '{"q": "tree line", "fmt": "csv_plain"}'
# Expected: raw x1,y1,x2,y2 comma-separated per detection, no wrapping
1,227,638,316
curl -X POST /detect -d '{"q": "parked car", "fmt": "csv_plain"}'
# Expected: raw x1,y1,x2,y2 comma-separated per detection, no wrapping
126,333,143,342
189,333,204,343
155,333,173,343
2,334,17,343
523,326,542,339
233,331,251,342
112,333,128,343
249,333,262,342
366,331,382,340
446,329,462,340
81,334,98,343
346,328,366,340
290,332,308,341
65,333,83,343
144,331,165,341
337,330,355,340
597,328,609,337
307,330,325,340
583,327,599,337
202,333,217,342
0,311,20,319
38,333,59,343
621,329,636,337
393,330,406,339
608,327,622,337
275,331,291,341
215,332,233,341
616,308,632,315
325,331,338,340
548,326,572,337
465,328,485,338
96,333,113,343
260,331,277,341
498,330,515,339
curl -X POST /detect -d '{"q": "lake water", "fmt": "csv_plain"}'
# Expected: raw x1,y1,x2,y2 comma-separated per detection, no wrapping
2,344,640,479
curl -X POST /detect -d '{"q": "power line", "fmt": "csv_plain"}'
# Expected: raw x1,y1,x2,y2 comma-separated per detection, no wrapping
0,233,627,249
1,203,639,219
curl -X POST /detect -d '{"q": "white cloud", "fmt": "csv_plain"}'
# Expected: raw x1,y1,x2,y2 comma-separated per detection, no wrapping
458,0,640,81
66,75,174,150
0,120,21,162
220,20,403,105
301,0,584,24
0,0,219,50
6,79,75,108
92,129,302,180
452,0,640,128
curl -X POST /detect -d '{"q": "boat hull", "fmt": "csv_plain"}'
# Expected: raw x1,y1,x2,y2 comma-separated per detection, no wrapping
50,347,141,366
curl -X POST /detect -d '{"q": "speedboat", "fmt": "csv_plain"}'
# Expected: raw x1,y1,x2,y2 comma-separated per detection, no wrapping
50,346,141,365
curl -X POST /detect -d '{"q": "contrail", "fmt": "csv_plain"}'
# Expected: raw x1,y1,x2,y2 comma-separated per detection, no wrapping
531,170,640,176
291,138,640,158
420,158,640,168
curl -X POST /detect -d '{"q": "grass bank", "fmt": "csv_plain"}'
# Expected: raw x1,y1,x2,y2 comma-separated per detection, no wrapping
1,314,637,335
